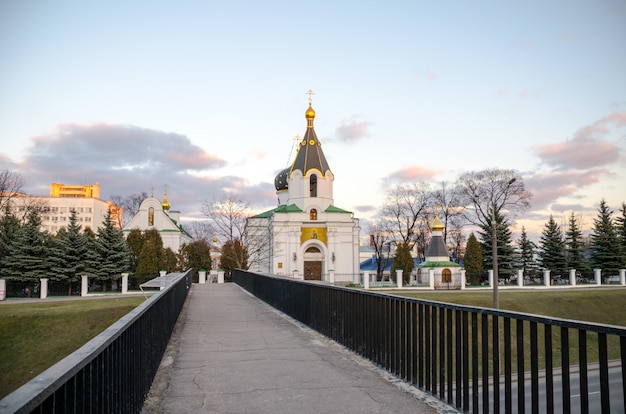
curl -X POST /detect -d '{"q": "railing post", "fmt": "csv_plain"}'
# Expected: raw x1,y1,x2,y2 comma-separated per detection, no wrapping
40,278,48,299
594,268,601,285
81,275,88,297
544,269,551,286
517,269,524,287
363,271,370,289
396,269,403,288
460,269,466,289
570,269,576,286
121,272,128,294
198,269,206,284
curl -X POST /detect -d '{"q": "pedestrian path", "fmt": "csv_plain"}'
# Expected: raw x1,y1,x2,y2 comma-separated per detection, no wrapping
143,283,455,414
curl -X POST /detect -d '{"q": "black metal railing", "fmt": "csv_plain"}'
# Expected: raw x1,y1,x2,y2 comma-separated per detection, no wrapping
0,270,192,414
233,269,626,413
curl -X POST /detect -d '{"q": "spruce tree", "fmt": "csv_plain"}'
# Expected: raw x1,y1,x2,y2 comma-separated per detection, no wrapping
564,212,589,277
390,242,414,284
538,215,567,279
178,240,212,274
516,226,538,280
615,202,626,268
478,208,516,282
125,228,143,272
134,229,165,284
590,199,621,275
0,210,50,296
94,210,130,289
49,210,93,295
464,233,483,285
0,210,21,264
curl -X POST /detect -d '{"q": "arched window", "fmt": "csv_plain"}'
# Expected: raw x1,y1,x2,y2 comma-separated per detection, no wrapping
310,209,317,220
306,246,320,253
310,174,317,197
148,207,154,226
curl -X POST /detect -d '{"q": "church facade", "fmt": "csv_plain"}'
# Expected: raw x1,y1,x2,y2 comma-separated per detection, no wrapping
246,100,360,284
123,193,192,253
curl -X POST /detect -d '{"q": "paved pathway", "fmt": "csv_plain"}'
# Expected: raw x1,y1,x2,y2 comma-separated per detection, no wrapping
143,283,457,414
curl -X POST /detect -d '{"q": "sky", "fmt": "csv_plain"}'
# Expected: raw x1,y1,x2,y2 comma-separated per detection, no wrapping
1,0,625,243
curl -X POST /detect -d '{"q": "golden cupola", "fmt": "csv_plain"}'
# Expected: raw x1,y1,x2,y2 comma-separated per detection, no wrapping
161,193,171,211
430,212,444,232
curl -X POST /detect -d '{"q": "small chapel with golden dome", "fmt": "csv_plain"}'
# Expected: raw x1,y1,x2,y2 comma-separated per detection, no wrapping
246,96,361,283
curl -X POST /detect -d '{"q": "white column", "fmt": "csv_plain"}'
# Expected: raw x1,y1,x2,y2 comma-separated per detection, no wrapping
81,275,88,297
429,269,435,290
0,279,5,301
569,269,576,286
329,270,335,284
40,278,48,299
198,270,206,284
594,269,601,285
293,269,299,279
543,269,551,286
218,270,225,283
620,269,625,286
159,270,166,277
516,269,523,287
488,270,493,287
363,271,370,289
396,269,403,288
460,270,466,290
121,273,129,294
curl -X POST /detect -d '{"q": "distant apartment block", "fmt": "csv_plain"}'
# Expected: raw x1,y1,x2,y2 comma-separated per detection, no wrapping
9,183,122,233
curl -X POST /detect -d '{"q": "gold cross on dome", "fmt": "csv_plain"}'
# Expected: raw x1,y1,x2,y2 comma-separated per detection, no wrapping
306,89,315,103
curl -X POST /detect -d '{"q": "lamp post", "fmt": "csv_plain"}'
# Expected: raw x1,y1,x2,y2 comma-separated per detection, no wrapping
492,202,499,309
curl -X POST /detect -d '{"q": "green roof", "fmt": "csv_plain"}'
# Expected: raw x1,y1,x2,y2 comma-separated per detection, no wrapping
251,204,303,218
418,261,462,268
324,205,352,213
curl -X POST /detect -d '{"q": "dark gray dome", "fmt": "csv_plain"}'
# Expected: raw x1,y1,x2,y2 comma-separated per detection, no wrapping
274,167,290,191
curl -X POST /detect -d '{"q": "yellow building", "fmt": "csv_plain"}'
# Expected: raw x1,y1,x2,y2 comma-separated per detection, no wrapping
50,182,101,198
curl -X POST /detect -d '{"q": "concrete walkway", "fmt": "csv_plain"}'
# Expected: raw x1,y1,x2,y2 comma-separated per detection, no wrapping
143,283,456,414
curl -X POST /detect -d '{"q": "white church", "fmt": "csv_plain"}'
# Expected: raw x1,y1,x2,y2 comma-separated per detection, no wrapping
246,98,360,284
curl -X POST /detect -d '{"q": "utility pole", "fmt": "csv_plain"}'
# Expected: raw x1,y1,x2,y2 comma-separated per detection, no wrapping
492,203,499,309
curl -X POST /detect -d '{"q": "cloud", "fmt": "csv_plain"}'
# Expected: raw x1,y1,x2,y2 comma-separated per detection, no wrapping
12,123,277,220
385,166,441,183
524,169,613,210
333,118,371,144
534,113,624,170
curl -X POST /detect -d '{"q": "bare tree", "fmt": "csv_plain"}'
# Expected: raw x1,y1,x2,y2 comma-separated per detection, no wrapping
456,168,532,307
381,182,433,249
110,192,148,226
203,193,249,243
183,220,216,244
366,219,393,280
0,169,24,215
433,181,464,245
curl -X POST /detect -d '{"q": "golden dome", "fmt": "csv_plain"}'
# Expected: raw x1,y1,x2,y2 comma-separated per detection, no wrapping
161,193,170,211
305,102,316,121
430,213,444,231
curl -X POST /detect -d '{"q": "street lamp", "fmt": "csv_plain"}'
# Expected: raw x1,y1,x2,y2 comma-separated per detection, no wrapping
492,203,499,309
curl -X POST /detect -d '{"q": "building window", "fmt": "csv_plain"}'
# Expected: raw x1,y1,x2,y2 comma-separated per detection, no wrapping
442,269,452,283
148,207,154,226
310,209,317,220
310,174,317,197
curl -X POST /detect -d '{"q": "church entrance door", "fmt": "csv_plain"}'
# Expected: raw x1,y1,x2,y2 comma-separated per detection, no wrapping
304,261,322,280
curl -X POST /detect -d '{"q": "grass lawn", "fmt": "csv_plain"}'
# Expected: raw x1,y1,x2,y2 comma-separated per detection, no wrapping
0,296,145,399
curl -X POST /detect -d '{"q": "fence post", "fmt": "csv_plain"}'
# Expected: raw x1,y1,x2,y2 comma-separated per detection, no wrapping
40,278,48,299
0,279,5,301
396,269,403,288
570,269,576,286
81,275,88,297
329,269,335,284
198,269,206,284
429,269,435,290
461,269,466,290
121,273,129,294
363,271,370,289
544,269,551,286
159,270,166,277
620,269,625,286
218,270,225,283
488,270,493,287
594,269,602,285
517,269,524,287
